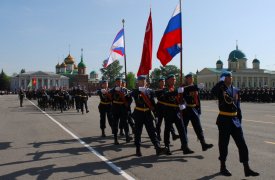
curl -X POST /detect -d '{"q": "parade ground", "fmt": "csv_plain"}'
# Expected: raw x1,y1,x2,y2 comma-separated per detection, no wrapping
0,95,274,180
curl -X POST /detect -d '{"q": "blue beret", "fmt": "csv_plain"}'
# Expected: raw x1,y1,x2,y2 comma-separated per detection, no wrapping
185,73,193,78
159,77,165,81
101,80,108,83
115,77,122,81
166,74,175,80
137,75,147,81
220,71,232,78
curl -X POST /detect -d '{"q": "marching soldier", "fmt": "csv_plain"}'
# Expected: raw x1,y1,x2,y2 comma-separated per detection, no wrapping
18,89,25,107
212,71,259,177
58,89,66,113
157,74,194,155
97,80,113,137
80,88,89,114
130,75,166,156
75,87,81,113
155,77,179,141
182,73,213,151
109,77,132,145
122,79,135,135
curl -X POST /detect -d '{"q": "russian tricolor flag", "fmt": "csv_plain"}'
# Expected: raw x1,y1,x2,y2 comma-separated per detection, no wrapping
157,3,182,66
105,28,125,68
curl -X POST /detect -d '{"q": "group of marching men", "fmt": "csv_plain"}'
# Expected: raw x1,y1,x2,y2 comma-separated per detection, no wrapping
23,87,90,114
97,72,260,177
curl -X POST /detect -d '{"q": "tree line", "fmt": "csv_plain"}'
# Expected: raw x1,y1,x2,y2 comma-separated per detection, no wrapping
99,60,195,89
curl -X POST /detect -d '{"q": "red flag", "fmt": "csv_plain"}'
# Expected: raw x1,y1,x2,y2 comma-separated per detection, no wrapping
137,10,153,76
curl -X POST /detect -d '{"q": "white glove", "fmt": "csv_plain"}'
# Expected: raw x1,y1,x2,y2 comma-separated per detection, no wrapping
178,87,184,93
139,87,146,93
179,104,186,110
220,76,225,82
115,87,121,91
101,89,106,94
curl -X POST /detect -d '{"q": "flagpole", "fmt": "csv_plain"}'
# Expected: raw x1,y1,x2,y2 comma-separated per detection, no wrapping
122,19,128,87
179,0,183,85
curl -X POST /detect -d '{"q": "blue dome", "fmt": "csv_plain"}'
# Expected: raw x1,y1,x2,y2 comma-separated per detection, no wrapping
216,60,223,64
252,58,260,63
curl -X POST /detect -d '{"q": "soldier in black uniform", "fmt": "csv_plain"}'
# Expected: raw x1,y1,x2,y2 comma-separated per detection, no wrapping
183,73,213,151
109,77,132,145
80,88,89,114
58,89,66,113
156,74,193,155
155,77,179,141
18,89,25,107
130,75,166,156
97,80,113,137
75,87,81,113
212,71,259,177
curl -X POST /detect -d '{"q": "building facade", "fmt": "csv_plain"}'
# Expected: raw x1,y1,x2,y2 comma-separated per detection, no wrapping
56,49,89,88
197,45,275,90
10,71,69,91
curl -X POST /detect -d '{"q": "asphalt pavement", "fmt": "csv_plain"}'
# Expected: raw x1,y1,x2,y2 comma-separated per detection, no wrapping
0,95,274,179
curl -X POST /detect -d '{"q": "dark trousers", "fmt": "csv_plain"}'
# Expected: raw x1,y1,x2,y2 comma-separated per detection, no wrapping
19,98,23,107
183,107,204,141
132,110,159,148
80,100,88,112
112,104,129,137
156,103,177,137
216,115,249,163
164,107,188,147
98,104,113,130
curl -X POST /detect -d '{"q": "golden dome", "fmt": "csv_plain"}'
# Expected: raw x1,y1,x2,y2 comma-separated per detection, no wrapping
60,62,67,68
64,54,75,64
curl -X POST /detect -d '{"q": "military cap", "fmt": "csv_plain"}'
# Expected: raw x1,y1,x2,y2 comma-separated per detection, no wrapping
185,72,193,78
122,79,126,83
166,74,175,80
220,71,232,78
159,77,165,82
100,80,108,83
115,77,122,81
137,75,147,81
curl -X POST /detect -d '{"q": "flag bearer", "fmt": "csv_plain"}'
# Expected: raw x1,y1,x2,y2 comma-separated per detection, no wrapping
130,75,166,156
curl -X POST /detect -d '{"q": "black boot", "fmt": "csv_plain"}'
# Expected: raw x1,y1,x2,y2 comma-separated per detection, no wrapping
172,134,180,141
114,135,119,145
220,161,232,176
126,135,133,143
136,147,142,157
182,144,194,154
201,140,214,151
165,146,172,155
156,146,167,156
119,129,124,136
101,129,106,137
243,162,259,177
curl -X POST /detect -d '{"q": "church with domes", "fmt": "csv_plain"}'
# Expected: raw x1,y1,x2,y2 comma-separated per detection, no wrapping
55,49,89,88
197,44,275,90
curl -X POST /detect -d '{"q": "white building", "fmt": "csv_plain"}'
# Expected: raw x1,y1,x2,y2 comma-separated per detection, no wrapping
197,45,275,90
10,71,69,91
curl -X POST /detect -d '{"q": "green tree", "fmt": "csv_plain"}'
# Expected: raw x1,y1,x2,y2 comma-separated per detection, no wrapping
126,72,136,90
149,65,182,88
100,60,123,86
0,69,10,91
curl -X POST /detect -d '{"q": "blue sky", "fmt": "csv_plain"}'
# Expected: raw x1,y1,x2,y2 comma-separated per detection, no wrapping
1,0,275,76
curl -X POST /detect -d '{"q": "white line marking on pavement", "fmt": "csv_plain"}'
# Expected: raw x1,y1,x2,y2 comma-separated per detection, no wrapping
264,141,275,145
28,100,135,180
243,119,275,125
